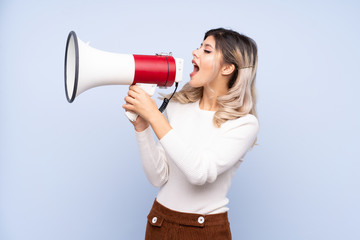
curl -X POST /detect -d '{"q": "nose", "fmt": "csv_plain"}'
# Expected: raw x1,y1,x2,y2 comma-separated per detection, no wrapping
192,48,199,58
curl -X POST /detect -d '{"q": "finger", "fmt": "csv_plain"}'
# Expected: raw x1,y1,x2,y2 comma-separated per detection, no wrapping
124,96,136,105
130,85,146,94
127,89,138,98
129,85,139,92
122,103,135,111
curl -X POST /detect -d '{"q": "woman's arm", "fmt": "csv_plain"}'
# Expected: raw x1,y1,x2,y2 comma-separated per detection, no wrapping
123,86,171,187
159,116,259,185
135,126,169,187
122,85,259,186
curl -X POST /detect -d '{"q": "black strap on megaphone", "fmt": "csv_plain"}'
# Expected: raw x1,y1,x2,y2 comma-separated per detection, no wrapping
159,82,179,113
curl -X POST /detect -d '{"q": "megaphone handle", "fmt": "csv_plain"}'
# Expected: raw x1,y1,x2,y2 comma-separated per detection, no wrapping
125,83,157,122
125,111,138,122
136,83,157,96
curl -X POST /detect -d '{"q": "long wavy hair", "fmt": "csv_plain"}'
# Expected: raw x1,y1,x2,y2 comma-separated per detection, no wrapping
171,28,258,130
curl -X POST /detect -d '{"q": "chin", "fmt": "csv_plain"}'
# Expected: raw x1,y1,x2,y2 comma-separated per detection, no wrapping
189,79,201,88
189,79,196,87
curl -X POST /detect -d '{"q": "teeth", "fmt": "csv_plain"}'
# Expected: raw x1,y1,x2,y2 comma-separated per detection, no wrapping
192,61,199,71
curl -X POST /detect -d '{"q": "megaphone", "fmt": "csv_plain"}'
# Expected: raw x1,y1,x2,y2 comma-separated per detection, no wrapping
64,31,184,121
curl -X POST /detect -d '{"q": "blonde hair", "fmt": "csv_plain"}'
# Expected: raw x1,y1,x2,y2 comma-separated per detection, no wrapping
171,28,258,130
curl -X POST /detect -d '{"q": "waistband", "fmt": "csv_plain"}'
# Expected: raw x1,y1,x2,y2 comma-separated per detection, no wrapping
147,199,229,228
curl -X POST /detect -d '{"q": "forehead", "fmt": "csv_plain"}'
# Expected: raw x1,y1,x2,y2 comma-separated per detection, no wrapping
202,35,216,48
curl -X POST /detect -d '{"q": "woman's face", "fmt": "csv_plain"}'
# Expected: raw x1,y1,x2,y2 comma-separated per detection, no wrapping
189,36,222,88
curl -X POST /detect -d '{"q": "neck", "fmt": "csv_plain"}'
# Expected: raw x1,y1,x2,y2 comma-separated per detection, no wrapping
199,85,227,111
198,73,230,111
199,95,217,111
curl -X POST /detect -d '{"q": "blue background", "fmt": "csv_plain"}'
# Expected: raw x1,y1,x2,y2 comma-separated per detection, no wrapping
1,0,359,239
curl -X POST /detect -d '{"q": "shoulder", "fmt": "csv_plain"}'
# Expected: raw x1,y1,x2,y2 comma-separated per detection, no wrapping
224,114,258,126
167,100,186,110
167,100,197,110
164,100,197,119
238,114,259,127
221,114,259,135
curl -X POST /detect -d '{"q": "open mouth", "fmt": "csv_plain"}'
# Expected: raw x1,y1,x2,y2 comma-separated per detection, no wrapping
190,60,199,77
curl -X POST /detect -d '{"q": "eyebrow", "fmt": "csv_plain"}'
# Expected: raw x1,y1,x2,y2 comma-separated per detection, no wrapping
200,43,214,49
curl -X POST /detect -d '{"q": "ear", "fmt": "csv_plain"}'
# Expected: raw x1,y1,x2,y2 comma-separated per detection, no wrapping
221,64,236,76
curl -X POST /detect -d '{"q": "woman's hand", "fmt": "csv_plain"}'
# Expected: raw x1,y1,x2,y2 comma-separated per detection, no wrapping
122,85,172,140
122,85,159,123
130,115,149,132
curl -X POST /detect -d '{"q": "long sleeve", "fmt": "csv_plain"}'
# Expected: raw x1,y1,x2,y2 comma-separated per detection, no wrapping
135,126,169,187
159,114,259,185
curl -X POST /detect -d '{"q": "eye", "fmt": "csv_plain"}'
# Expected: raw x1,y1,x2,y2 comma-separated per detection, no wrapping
204,50,211,54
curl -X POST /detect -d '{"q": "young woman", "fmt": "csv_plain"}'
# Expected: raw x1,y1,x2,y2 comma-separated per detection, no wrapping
123,28,259,240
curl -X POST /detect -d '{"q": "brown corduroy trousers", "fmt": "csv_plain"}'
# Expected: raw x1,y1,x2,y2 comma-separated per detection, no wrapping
145,200,232,240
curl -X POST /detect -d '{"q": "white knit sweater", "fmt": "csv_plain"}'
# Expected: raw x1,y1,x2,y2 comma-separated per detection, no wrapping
135,100,259,214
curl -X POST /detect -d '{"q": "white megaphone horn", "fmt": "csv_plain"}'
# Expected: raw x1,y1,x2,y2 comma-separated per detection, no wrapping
64,31,184,121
